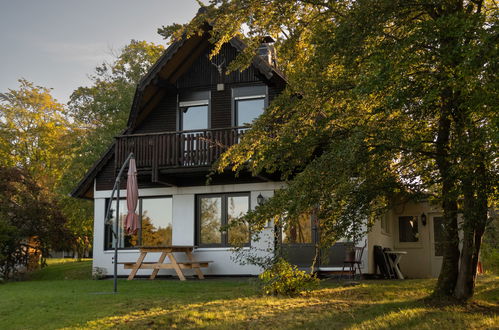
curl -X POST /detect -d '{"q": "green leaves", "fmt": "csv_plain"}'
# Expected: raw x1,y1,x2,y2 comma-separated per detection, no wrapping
197,2,498,295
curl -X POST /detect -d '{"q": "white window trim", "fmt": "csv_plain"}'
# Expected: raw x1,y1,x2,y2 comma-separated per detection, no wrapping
179,100,209,108
234,95,266,101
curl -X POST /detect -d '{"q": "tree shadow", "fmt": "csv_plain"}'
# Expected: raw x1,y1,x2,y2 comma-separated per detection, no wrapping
74,279,498,329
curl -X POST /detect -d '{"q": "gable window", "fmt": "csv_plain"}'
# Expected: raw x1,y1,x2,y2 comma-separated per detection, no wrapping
104,196,172,250
398,216,419,242
196,193,250,247
179,91,210,131
233,86,267,126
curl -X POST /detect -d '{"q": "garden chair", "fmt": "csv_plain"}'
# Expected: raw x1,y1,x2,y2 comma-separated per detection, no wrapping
342,241,366,280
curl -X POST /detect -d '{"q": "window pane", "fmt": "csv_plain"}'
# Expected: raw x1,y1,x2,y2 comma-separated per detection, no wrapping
200,197,222,244
141,198,172,247
283,214,313,244
227,196,250,245
399,216,419,242
433,217,445,256
182,105,208,130
236,98,265,126
106,199,138,249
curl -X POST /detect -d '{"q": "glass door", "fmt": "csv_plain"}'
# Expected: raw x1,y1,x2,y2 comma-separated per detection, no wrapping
280,214,317,267
430,216,445,277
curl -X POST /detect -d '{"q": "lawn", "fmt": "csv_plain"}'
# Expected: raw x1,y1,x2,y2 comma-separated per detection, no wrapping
0,260,497,329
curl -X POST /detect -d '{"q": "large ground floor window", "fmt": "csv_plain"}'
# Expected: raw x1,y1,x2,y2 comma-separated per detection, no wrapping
104,196,172,250
196,193,250,247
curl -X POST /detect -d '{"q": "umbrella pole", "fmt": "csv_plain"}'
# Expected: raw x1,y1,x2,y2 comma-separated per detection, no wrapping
110,152,134,294
114,178,120,293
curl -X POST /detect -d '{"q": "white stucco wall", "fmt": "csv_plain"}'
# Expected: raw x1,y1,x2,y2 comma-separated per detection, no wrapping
367,211,394,274
92,182,284,277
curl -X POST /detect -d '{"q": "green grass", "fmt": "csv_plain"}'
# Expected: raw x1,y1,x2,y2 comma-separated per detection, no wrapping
0,259,497,329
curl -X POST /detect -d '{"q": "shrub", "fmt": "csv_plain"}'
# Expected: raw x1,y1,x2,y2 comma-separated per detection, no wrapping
92,267,107,280
259,258,319,296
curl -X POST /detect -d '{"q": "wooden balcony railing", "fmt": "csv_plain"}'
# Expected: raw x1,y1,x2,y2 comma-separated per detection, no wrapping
115,127,247,173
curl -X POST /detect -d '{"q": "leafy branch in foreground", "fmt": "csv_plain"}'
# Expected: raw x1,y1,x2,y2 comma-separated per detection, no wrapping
170,0,498,301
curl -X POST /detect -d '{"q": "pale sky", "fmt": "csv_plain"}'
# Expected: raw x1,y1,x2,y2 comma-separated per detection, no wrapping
0,0,199,104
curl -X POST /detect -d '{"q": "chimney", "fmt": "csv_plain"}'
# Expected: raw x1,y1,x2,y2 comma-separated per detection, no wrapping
258,36,277,67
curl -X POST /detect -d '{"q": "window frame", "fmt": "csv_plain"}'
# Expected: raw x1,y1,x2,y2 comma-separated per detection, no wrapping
195,192,251,248
232,85,268,127
104,195,173,251
380,214,391,236
178,90,211,131
396,215,422,246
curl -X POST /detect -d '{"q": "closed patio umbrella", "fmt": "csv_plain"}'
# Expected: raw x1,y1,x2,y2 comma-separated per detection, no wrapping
124,158,139,235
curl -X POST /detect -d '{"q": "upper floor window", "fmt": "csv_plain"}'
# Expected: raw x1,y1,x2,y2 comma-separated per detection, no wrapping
233,86,267,126
179,91,210,131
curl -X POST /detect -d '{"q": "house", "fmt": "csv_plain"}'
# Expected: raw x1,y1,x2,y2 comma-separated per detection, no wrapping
72,18,444,279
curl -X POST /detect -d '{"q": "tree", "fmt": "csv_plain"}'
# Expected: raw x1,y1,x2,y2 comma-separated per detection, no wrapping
0,79,92,260
0,167,71,279
169,1,498,300
0,79,74,190
68,40,164,165
63,40,164,257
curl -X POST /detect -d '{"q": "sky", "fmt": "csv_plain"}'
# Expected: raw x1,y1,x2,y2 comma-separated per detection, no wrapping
0,0,200,104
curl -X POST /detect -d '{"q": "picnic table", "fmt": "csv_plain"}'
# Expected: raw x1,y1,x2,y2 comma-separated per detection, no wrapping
120,246,212,281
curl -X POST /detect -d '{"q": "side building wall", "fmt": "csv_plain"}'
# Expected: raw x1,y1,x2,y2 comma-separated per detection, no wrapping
368,201,444,278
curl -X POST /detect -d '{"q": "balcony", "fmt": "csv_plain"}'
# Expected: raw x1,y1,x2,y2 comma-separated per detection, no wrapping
115,127,247,178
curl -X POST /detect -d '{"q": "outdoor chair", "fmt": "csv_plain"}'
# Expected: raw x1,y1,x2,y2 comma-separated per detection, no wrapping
342,241,366,279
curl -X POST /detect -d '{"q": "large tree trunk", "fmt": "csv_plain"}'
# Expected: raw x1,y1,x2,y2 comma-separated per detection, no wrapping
434,199,460,296
433,97,460,297
454,156,489,300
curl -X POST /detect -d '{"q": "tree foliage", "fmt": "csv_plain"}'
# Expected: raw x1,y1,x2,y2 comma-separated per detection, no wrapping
0,79,74,190
172,0,498,300
0,40,165,266
68,40,164,166
0,167,71,280
61,40,164,257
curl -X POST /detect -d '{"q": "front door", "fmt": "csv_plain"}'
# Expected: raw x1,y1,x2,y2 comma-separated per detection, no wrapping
429,215,444,277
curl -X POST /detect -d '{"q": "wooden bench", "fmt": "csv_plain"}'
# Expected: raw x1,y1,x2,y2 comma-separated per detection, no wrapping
119,246,213,281
120,261,213,269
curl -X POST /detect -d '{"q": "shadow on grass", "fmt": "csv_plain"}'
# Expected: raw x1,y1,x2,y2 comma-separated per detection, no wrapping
71,278,499,329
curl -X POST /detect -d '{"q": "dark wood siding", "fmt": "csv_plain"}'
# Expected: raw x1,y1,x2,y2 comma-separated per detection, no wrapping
210,86,231,128
133,42,278,133
176,43,261,88
268,84,284,103
94,42,285,191
133,93,177,133
95,155,118,191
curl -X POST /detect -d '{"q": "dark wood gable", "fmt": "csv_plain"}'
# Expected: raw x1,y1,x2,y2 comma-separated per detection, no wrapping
71,32,286,199
132,42,277,134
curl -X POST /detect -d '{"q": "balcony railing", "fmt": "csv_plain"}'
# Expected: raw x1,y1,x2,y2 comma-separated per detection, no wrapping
115,127,247,173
